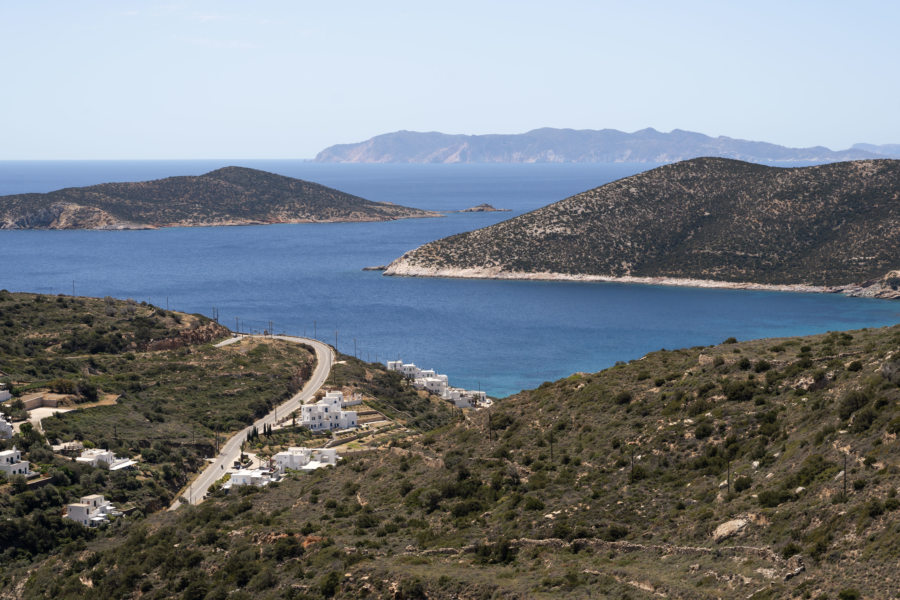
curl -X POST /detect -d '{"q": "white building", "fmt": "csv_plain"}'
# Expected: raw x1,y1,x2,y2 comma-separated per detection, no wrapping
76,448,137,470
64,494,120,527
272,447,339,472
0,385,11,403
301,392,357,432
444,388,489,409
0,446,30,477
0,414,13,440
388,358,490,409
224,468,278,489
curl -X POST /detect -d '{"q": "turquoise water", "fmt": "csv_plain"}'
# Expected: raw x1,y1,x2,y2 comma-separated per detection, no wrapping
1,161,898,397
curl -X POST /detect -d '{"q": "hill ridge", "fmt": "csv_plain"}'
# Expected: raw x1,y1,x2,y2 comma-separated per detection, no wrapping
385,157,900,296
0,167,440,229
315,128,886,164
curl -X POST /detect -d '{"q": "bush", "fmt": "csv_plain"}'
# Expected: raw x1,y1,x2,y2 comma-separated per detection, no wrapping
839,390,870,420
850,407,877,432
753,360,771,373
523,496,545,511
722,379,756,402
733,475,752,492
694,421,714,439
847,360,863,372
614,391,632,405
758,489,793,508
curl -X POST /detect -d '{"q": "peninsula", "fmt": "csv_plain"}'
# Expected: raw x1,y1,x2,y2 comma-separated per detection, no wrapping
385,158,900,298
314,127,885,164
0,166,440,230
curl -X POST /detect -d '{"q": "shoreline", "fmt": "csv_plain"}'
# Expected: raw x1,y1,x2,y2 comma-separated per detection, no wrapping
382,264,900,299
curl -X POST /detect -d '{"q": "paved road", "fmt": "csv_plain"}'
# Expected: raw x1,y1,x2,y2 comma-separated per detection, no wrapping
169,335,334,510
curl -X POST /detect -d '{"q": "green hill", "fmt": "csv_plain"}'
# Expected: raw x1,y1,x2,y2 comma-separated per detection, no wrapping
4,303,900,598
0,167,439,229
386,158,900,296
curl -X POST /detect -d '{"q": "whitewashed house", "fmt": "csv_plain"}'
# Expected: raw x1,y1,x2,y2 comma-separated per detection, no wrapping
301,392,357,432
272,447,339,473
388,358,489,409
64,494,121,527
444,388,489,408
0,446,30,477
0,386,11,403
0,414,13,440
224,468,278,489
76,448,137,470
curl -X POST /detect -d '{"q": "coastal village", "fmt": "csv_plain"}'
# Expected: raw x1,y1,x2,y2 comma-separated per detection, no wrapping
214,360,491,493
1,351,493,522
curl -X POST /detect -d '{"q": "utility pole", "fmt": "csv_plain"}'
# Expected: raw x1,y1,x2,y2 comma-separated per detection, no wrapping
166,296,169,310
313,320,317,339
335,330,338,351
354,338,357,358
72,280,75,296
727,459,731,494
549,428,554,462
844,453,848,498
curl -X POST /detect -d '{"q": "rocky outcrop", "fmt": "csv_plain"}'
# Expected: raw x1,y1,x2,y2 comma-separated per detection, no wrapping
458,204,510,213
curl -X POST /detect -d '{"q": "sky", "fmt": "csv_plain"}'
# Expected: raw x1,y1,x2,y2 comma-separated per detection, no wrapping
1,0,899,159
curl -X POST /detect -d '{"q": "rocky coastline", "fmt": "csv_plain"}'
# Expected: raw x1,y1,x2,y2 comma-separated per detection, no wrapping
383,262,900,300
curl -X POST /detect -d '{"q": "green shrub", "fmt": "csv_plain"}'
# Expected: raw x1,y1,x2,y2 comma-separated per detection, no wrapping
839,390,870,420
614,391,632,405
733,475,752,492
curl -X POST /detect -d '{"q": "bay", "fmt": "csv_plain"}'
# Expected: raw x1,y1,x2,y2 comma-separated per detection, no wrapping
1,161,898,397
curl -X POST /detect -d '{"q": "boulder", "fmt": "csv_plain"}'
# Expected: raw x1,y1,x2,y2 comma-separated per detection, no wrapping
713,518,748,543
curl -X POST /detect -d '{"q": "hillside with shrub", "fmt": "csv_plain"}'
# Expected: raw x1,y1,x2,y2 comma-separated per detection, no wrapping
0,292,316,563
386,158,900,296
5,313,900,599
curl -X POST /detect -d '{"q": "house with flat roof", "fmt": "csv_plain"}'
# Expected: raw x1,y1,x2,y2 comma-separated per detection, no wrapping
76,448,137,470
224,468,278,490
64,494,121,527
0,446,31,477
388,358,491,409
300,391,357,432
272,447,339,473
0,414,13,440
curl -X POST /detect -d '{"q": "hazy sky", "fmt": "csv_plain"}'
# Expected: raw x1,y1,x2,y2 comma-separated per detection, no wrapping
2,1,898,159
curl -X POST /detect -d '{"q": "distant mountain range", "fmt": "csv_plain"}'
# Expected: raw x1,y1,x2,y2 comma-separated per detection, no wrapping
385,157,900,298
315,128,899,164
0,167,439,230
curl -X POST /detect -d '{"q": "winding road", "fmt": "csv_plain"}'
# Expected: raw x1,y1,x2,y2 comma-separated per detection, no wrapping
169,334,334,510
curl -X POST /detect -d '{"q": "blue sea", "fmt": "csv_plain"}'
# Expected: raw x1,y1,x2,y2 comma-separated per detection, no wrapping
1,160,898,397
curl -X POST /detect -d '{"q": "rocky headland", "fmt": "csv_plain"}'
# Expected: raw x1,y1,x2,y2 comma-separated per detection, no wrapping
385,158,900,298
